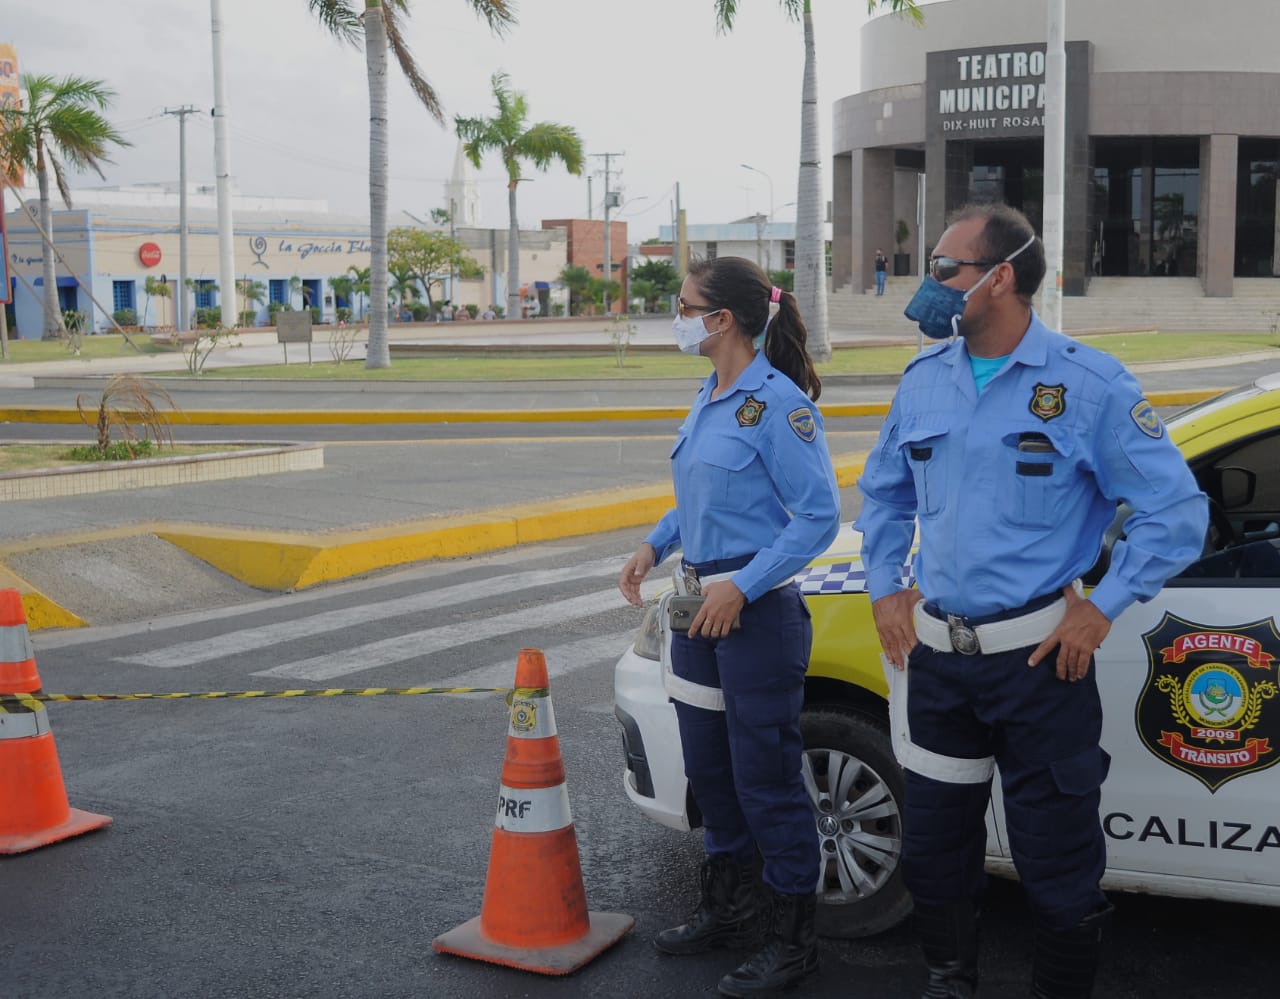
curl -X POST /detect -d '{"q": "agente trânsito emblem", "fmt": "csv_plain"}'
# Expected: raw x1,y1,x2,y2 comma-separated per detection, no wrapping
736,395,766,427
1136,613,1280,792
1029,383,1067,422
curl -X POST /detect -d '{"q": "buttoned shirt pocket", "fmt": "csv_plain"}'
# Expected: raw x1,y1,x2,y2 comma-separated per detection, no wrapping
693,437,759,511
899,422,950,519
1000,425,1077,529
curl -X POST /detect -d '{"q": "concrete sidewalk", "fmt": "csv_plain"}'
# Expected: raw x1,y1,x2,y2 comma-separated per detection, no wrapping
1,336,1276,630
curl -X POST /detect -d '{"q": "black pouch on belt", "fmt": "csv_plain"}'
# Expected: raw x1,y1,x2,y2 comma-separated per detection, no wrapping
668,595,742,633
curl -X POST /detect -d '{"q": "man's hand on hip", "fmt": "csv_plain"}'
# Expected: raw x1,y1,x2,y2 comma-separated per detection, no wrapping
1028,585,1112,682
872,590,924,671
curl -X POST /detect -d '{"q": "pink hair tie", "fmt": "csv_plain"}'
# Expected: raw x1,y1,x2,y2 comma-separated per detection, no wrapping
769,286,782,304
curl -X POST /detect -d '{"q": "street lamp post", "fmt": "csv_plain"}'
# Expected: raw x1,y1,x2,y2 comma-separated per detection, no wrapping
741,163,775,271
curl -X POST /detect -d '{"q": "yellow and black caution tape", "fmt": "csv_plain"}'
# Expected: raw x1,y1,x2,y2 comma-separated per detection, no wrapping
0,686,549,712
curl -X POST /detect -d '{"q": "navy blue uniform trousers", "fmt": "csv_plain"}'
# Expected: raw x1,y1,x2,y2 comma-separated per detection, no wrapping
901,642,1110,930
670,583,818,894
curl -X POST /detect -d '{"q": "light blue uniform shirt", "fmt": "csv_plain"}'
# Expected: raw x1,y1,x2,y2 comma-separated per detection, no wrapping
645,350,841,603
855,311,1207,621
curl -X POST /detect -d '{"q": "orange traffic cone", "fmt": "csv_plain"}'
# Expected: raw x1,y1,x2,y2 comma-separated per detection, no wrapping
0,588,112,855
433,648,633,975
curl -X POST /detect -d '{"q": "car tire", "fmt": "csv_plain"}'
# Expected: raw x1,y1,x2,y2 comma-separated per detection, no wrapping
801,704,912,939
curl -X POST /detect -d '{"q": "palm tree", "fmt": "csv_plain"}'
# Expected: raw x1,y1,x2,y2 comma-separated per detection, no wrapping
455,72,584,322
329,274,356,320
308,1,514,368
712,1,922,360
236,278,267,325
0,74,129,339
346,264,371,320
141,275,172,329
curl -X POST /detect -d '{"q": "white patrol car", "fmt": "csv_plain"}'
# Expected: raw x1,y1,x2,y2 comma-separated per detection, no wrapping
615,374,1280,939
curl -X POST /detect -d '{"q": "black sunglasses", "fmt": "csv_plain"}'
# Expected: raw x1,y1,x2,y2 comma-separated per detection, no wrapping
929,256,998,282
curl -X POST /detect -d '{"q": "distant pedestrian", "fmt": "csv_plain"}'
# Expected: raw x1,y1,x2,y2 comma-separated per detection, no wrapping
481,306,496,321
874,247,888,296
441,300,454,322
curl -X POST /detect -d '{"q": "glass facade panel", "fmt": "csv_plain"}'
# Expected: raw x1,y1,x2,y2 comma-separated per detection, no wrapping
1236,138,1280,277
1093,138,1198,277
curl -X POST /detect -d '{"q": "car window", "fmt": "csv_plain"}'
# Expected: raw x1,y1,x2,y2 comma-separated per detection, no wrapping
1170,428,1280,584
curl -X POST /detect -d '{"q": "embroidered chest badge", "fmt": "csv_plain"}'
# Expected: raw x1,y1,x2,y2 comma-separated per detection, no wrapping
788,407,817,442
1130,399,1164,438
1029,383,1067,422
736,395,767,427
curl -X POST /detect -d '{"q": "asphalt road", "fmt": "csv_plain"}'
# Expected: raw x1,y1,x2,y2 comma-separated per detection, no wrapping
2,532,1274,999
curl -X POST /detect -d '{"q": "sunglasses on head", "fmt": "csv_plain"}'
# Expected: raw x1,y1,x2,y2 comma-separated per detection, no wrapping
928,256,999,282
676,299,723,319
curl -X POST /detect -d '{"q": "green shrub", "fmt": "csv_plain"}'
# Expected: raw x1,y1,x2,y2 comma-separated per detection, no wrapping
310,306,322,324
63,439,156,462
195,306,221,329
238,310,258,328
409,302,430,322
336,306,353,323
112,307,138,327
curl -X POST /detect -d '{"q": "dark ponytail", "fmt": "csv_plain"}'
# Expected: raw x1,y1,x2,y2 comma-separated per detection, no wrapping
686,256,822,401
763,291,822,401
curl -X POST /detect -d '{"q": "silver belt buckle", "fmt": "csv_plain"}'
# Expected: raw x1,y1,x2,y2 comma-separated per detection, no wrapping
947,614,980,655
682,562,702,596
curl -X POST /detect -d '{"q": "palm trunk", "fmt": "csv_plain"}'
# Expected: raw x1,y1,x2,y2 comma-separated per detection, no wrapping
506,183,520,320
795,3,830,361
35,142,65,340
363,2,391,368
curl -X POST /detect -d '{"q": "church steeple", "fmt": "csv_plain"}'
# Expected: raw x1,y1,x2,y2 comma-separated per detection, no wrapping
446,141,481,228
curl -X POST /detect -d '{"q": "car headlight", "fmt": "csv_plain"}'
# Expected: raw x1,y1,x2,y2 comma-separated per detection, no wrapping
632,598,665,661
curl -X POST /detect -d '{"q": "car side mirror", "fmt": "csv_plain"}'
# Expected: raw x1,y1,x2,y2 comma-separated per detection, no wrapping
1216,466,1256,510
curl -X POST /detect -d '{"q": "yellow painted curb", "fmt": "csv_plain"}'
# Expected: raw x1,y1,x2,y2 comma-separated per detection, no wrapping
0,565,88,630
0,389,1219,429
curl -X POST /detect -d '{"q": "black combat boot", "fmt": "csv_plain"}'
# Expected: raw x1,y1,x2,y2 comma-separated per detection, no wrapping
1030,904,1114,999
654,855,760,956
915,899,980,998
716,887,819,997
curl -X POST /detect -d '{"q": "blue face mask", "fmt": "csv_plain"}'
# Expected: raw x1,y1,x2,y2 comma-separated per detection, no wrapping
904,233,1037,340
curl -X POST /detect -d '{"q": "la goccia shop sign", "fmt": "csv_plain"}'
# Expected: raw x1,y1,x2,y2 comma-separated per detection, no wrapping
929,43,1048,138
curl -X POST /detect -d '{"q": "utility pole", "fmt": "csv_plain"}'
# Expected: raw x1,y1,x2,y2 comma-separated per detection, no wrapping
591,152,623,314
164,105,199,333
1042,0,1066,331
586,175,592,220
210,0,238,328
675,181,688,281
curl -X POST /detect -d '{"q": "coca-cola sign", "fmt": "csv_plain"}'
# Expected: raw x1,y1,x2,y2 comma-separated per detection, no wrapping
139,242,162,268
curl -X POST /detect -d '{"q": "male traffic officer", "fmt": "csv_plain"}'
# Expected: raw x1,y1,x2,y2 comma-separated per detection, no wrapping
855,203,1206,999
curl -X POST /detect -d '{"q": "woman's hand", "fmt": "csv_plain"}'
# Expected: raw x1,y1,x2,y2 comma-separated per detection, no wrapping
619,543,656,607
690,581,746,639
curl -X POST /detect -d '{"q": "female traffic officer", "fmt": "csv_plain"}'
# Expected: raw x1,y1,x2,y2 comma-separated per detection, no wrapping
618,256,840,998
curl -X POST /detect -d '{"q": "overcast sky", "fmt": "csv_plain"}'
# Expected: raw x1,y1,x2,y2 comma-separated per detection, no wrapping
5,1,914,242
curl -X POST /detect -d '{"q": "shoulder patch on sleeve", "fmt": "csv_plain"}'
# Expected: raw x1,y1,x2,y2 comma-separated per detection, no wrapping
788,407,818,442
1130,398,1164,438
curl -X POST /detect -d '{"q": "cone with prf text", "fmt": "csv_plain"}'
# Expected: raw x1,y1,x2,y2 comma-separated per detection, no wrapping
0,588,112,854
432,647,633,974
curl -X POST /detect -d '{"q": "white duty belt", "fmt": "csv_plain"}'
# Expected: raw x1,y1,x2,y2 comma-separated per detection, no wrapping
912,579,1083,656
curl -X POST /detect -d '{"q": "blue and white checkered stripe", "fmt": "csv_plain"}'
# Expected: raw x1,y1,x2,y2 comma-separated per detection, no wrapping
795,555,915,595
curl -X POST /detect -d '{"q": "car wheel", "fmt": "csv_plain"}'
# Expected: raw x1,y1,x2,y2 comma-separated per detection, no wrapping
801,704,912,939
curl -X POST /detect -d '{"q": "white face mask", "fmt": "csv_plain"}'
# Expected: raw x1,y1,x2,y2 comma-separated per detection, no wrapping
671,311,721,355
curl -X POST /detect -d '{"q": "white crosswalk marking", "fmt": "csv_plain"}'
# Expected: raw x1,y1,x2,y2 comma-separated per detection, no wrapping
435,631,639,697
118,557,627,669
253,589,626,682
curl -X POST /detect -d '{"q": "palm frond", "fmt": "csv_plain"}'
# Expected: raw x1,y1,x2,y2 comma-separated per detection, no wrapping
382,2,443,122
308,0,363,45
869,0,925,24
462,0,517,36
513,122,584,175
713,0,739,33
